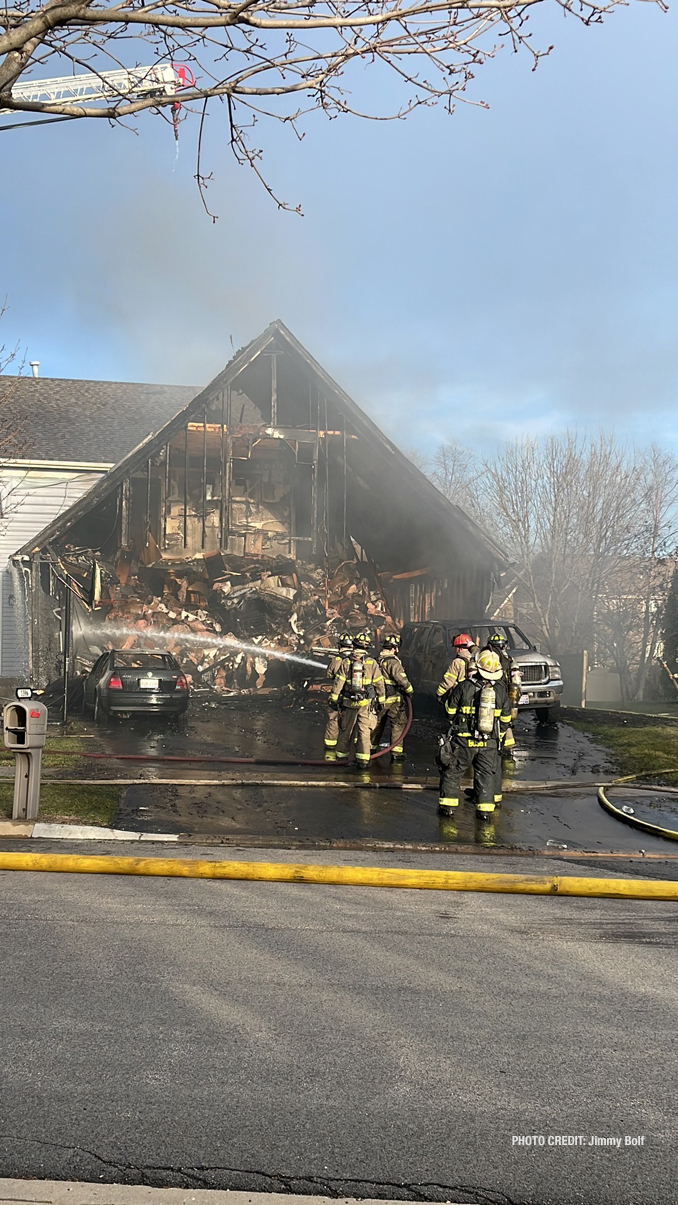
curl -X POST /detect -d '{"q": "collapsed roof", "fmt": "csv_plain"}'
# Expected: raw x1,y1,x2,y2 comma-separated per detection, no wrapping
16,321,506,588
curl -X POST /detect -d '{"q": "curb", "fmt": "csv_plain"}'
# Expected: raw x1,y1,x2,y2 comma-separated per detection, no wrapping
0,1180,432,1205
0,820,179,842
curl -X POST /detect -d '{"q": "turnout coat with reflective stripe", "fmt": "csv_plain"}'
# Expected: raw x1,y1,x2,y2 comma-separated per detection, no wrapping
436,649,473,699
326,653,345,682
444,677,513,744
379,651,413,702
331,656,386,709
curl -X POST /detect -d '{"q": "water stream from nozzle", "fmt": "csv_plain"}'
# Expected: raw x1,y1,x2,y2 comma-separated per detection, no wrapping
84,623,329,672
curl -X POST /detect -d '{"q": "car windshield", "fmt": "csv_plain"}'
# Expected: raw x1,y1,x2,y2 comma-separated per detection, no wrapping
112,653,173,669
468,625,534,652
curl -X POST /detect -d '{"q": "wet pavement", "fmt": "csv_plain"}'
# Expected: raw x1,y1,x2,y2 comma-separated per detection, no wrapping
40,697,678,854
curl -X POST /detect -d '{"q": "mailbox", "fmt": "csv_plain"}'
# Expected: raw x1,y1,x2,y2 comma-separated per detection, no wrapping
3,701,48,750
3,689,48,821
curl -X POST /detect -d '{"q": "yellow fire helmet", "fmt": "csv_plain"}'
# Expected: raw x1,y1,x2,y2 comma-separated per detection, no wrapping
477,650,503,681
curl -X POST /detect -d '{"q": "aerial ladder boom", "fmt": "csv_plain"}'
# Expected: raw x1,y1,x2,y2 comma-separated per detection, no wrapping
0,63,194,119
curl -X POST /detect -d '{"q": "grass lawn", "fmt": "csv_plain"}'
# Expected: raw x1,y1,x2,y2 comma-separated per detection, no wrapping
567,718,678,782
0,781,121,826
0,732,90,770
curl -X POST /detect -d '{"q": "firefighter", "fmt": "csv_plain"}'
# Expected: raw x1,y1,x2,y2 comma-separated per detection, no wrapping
436,649,514,819
332,632,386,768
323,633,353,761
373,633,414,762
435,633,477,704
484,632,521,763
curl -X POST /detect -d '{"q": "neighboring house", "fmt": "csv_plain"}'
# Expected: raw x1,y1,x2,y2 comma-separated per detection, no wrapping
9,321,506,682
0,376,200,676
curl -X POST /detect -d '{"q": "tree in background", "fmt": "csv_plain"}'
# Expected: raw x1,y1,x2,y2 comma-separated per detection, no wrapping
429,439,483,521
594,446,678,700
419,431,678,700
659,565,678,700
0,0,661,210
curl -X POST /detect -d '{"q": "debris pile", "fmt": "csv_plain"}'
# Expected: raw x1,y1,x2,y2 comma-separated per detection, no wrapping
66,549,394,694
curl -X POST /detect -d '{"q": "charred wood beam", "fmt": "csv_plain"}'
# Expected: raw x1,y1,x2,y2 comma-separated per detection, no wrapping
201,408,208,550
343,415,347,549
224,385,233,550
120,478,131,547
145,458,151,548
323,396,330,558
219,389,226,550
162,443,170,551
183,427,189,549
312,385,319,560
271,352,278,427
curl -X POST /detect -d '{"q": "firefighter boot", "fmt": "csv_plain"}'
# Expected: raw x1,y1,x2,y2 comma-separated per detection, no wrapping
475,816,497,846
438,795,460,816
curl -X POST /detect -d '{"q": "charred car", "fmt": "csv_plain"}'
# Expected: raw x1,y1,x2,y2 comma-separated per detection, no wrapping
82,650,189,721
401,621,563,723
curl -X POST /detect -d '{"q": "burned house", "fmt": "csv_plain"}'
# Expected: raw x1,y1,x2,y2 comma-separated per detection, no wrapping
11,321,505,691
0,374,199,677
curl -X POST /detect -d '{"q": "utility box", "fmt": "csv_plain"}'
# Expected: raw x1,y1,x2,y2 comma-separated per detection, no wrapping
3,693,48,821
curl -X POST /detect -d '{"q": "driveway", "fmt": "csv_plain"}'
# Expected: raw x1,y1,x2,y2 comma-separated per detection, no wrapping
53,700,676,855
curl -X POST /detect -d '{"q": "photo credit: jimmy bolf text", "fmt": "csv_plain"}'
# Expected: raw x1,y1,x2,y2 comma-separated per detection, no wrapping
512,1135,646,1148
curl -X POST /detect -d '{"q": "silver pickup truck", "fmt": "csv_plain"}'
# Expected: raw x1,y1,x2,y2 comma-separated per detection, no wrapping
400,620,564,723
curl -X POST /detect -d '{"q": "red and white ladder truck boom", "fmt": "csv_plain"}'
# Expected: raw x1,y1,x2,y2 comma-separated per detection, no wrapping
0,63,195,127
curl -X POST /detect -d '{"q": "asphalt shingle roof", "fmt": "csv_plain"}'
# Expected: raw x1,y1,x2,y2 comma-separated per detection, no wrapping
0,376,201,463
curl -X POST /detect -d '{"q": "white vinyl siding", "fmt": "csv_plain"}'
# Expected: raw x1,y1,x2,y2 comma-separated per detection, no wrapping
0,467,105,677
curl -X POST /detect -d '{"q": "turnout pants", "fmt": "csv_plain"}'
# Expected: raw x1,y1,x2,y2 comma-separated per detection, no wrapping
324,704,343,757
438,736,502,812
373,695,408,756
336,705,376,764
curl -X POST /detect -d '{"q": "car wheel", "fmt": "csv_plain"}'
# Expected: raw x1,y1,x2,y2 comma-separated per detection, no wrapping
536,703,560,725
93,693,105,723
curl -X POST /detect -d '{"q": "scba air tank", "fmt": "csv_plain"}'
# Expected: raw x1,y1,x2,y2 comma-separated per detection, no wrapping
351,653,365,693
477,684,496,736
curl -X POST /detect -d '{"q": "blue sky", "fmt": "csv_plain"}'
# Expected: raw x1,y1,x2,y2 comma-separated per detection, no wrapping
1,1,677,459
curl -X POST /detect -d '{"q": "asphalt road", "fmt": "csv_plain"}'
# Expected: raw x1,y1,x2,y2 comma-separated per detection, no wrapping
1,843,677,1205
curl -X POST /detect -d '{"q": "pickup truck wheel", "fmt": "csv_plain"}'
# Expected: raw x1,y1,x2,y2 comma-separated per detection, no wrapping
536,703,560,725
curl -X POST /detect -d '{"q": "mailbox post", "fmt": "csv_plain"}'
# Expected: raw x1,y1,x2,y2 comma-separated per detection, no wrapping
3,689,48,821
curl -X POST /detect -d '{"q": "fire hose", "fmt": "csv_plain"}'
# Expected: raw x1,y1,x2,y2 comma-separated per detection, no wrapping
1,850,678,899
598,784,678,842
51,695,415,768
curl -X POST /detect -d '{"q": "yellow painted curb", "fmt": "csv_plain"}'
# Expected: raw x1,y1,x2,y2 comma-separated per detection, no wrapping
0,851,677,899
598,786,678,843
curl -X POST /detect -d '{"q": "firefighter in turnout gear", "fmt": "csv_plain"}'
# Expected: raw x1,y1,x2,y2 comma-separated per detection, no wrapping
483,632,521,763
436,649,514,818
436,633,478,704
332,633,386,767
372,633,414,762
323,633,353,760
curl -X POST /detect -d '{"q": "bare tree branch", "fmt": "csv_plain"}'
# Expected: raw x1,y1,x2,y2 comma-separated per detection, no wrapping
0,0,665,205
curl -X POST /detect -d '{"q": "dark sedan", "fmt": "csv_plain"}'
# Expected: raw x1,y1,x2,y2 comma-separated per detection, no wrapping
83,650,189,721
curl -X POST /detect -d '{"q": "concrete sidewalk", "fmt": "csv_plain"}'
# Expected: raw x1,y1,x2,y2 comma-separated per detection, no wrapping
0,1182,425,1205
